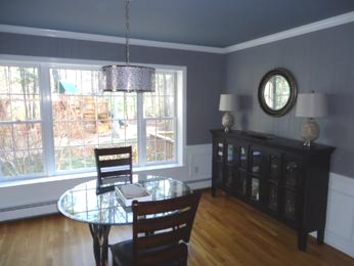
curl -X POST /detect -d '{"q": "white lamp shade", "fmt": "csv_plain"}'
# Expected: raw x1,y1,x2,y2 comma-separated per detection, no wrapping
219,94,236,111
296,93,328,118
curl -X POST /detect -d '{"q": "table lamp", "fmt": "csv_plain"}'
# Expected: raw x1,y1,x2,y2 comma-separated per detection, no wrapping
295,92,328,147
219,94,236,132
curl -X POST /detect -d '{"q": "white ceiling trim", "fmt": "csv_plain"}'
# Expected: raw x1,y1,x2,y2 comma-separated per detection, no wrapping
0,24,224,54
225,11,354,53
0,10,353,54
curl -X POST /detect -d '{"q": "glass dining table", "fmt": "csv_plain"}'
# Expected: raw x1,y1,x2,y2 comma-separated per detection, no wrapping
57,174,193,266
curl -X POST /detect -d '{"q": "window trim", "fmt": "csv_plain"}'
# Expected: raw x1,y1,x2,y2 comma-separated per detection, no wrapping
0,54,186,182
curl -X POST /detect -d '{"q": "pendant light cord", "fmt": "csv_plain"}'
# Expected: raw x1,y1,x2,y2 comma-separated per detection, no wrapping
125,0,130,65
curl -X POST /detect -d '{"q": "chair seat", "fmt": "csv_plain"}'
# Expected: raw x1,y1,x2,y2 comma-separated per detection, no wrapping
110,240,187,266
111,240,133,266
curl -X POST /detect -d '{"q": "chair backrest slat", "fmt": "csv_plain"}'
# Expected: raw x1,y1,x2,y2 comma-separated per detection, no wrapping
136,227,190,250
98,158,132,168
136,210,192,233
134,194,198,215
99,169,131,178
94,146,132,187
95,146,132,156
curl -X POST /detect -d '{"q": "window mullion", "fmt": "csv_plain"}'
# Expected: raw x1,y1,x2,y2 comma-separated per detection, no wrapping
173,72,178,162
137,93,146,166
39,64,56,175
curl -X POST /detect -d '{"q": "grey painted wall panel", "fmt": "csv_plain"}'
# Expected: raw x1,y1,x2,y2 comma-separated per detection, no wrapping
0,32,225,145
226,22,354,177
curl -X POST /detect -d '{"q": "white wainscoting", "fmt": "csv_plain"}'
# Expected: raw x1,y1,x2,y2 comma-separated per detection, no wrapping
324,173,354,258
0,144,212,222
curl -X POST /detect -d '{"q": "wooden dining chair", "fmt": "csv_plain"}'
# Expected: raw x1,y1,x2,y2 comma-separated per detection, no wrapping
94,146,133,194
110,192,201,266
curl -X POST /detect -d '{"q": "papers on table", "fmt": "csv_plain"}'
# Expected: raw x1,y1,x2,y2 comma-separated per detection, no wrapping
116,183,151,207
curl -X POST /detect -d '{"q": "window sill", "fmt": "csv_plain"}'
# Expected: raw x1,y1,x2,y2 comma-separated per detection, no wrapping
0,163,184,188
134,162,183,173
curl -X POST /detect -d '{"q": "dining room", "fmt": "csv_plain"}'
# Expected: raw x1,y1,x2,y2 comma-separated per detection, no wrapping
1,0,354,265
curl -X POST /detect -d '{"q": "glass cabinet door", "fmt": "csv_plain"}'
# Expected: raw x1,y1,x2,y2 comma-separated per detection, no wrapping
267,184,278,211
227,144,234,162
237,170,247,196
284,190,296,220
225,144,238,189
239,146,248,169
285,158,301,188
269,155,281,181
225,167,237,188
251,150,262,175
250,178,260,201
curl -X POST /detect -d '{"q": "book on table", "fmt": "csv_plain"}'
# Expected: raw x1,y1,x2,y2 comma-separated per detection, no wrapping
116,183,151,207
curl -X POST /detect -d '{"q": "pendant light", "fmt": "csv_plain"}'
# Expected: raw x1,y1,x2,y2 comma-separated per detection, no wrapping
101,0,155,93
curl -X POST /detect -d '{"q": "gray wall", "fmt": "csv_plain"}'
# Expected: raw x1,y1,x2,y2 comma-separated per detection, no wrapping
0,32,225,145
226,22,354,178
2,22,354,177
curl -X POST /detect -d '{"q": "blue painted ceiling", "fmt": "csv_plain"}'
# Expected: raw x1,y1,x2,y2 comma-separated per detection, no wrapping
0,0,354,47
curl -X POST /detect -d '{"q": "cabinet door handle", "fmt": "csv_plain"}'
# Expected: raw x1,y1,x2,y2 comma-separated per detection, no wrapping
286,163,298,172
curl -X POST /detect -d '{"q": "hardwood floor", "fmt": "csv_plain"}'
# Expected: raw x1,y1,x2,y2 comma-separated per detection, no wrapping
1,190,354,266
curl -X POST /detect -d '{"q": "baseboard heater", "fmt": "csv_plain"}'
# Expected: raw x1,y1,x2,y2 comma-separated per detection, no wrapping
0,200,58,222
0,179,212,222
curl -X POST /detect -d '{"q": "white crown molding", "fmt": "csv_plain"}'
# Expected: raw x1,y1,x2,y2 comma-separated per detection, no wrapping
0,11,354,54
0,24,224,54
224,11,354,53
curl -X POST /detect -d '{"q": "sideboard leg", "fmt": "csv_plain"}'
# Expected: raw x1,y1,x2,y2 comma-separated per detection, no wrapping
212,186,216,197
298,231,308,251
317,229,325,244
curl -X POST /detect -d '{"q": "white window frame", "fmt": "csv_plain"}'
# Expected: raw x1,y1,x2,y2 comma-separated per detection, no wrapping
0,54,186,182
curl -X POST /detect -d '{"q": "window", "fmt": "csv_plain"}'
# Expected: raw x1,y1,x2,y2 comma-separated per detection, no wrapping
0,65,44,177
0,58,184,180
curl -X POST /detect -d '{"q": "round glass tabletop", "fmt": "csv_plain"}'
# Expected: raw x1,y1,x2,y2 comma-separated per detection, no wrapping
57,174,193,225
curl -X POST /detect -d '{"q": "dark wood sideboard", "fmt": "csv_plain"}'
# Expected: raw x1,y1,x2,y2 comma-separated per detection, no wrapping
210,129,335,251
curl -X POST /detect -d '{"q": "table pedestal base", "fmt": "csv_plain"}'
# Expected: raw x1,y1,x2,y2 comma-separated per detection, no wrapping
89,224,111,266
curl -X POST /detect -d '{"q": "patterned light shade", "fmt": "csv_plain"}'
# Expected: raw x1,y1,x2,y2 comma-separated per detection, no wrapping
101,65,155,93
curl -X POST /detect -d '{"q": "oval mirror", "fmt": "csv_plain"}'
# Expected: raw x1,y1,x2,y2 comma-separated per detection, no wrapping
258,68,298,117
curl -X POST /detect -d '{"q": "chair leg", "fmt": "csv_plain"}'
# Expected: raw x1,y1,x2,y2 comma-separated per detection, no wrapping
181,257,187,266
112,257,119,266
